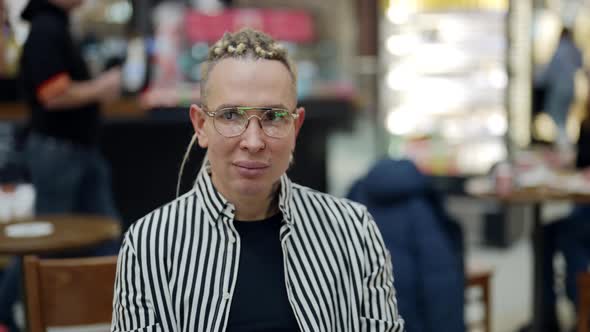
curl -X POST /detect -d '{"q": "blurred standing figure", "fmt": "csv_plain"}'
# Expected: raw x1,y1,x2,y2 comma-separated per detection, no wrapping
0,0,121,330
542,86,590,332
19,0,121,215
111,28,405,332
536,27,583,149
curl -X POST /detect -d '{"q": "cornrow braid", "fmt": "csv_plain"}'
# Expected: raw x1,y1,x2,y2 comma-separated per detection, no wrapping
200,28,297,104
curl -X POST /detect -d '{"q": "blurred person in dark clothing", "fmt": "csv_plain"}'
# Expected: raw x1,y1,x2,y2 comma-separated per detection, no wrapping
0,0,121,330
536,27,583,151
542,82,590,332
347,159,465,332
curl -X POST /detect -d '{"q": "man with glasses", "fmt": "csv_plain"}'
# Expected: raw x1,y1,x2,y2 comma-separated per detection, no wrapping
111,28,405,332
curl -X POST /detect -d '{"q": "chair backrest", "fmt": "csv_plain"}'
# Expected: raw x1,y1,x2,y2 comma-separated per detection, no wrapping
23,255,118,332
579,271,590,332
466,267,493,332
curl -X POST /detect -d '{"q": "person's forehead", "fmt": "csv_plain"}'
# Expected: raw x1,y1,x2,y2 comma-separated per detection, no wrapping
206,58,295,106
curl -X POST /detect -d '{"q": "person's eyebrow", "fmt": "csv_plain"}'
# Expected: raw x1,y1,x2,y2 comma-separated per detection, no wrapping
211,104,239,111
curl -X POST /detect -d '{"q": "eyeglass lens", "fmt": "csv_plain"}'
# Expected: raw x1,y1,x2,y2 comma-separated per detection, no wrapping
213,108,293,138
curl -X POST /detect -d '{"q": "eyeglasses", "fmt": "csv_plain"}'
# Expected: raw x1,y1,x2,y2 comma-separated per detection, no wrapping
203,106,299,138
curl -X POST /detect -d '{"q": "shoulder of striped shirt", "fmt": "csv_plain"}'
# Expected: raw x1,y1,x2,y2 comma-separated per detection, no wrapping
124,183,372,240
290,182,370,222
123,187,199,241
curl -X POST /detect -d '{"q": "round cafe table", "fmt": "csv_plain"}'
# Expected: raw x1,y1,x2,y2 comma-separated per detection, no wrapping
466,180,590,332
0,214,121,255
0,214,121,332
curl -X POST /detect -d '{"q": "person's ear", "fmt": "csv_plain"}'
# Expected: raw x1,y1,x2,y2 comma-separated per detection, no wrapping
294,107,305,137
190,104,209,148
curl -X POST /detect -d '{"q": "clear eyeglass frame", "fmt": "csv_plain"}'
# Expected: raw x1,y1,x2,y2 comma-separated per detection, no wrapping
203,106,299,138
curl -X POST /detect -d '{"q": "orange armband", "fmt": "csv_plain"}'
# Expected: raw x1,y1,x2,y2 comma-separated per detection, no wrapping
36,72,71,104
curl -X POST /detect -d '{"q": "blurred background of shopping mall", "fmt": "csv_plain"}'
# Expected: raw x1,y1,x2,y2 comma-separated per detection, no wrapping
2,0,590,331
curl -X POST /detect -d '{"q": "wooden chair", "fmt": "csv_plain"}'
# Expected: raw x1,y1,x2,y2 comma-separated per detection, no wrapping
578,271,590,332
23,255,118,332
0,255,10,270
466,268,492,332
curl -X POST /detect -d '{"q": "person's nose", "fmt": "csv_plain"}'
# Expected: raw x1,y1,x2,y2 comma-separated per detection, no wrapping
239,116,266,152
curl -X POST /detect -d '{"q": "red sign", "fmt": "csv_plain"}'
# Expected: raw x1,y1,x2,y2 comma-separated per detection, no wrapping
185,9,315,43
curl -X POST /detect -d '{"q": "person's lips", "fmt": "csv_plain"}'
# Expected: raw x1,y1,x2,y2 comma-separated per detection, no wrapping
234,161,269,178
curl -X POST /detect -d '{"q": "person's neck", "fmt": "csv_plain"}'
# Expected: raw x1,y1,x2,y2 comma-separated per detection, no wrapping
233,195,278,221
213,178,280,221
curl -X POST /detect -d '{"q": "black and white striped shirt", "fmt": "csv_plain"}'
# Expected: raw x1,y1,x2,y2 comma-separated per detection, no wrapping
111,170,405,332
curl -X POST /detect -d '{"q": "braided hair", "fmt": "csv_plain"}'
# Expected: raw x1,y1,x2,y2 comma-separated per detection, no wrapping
200,28,297,104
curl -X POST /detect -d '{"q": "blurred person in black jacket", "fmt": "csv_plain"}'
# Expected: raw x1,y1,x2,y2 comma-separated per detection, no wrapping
347,159,464,332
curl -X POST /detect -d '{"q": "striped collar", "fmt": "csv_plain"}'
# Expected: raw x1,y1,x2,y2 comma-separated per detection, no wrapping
194,170,295,225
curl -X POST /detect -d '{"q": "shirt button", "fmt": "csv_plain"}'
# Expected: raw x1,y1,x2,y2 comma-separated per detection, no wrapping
223,292,231,300
228,235,236,243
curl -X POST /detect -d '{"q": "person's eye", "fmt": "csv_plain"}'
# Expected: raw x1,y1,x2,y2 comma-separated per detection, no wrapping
221,109,242,120
267,110,287,121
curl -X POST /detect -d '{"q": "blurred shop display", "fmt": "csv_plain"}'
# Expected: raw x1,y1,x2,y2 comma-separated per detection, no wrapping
140,2,355,108
380,0,517,176
0,0,24,101
3,0,356,106
121,36,150,95
72,0,135,72
72,0,133,35
69,0,152,96
0,8,19,79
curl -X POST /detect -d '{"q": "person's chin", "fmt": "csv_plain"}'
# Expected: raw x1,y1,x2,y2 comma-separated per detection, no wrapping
230,165,276,195
233,181,270,197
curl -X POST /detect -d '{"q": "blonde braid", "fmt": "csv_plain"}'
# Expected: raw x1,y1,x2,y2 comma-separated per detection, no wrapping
200,28,297,104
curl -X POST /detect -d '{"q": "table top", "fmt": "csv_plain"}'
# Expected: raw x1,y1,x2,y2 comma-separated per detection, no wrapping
471,188,590,203
465,177,590,204
0,214,121,255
